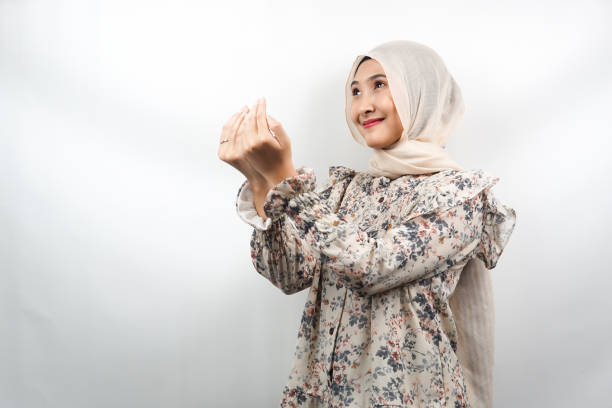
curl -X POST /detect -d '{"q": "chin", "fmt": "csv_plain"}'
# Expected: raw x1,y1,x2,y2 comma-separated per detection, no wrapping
365,137,393,150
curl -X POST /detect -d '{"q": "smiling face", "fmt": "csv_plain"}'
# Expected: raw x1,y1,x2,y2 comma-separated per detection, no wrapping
349,58,404,149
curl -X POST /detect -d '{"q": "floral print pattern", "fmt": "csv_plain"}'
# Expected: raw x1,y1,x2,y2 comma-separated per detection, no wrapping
235,165,516,408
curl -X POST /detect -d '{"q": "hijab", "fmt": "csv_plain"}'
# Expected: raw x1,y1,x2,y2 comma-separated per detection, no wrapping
344,40,465,179
343,40,495,407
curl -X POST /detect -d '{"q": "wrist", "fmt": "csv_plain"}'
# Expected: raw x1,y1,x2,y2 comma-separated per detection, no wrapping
250,183,270,221
249,177,271,193
267,166,298,187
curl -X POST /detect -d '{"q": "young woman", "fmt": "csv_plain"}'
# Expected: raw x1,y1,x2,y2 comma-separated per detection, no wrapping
220,40,517,408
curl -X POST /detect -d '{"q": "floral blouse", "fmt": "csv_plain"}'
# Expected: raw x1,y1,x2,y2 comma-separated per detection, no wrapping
235,165,516,408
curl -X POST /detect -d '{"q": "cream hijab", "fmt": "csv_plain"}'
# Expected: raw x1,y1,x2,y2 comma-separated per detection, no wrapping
344,40,495,408
345,40,465,179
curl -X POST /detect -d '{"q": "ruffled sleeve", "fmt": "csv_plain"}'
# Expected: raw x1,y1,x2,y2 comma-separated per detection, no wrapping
234,165,356,295
475,188,517,269
402,169,516,270
235,165,356,230
235,178,273,231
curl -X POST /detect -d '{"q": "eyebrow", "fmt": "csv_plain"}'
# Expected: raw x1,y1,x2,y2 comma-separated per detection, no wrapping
350,74,387,87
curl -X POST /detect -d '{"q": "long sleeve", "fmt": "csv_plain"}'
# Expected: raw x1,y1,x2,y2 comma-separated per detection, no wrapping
235,166,353,295
262,168,515,297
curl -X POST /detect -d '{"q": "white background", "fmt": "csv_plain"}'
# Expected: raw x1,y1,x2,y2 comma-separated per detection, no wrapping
2,0,611,407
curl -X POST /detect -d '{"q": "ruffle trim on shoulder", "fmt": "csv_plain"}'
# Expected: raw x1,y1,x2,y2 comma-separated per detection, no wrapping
315,165,357,195
262,166,318,221
328,165,357,183
476,188,517,269
401,169,500,221
399,168,517,269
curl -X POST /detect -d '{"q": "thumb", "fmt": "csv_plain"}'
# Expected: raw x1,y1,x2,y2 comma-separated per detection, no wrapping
266,114,280,128
266,115,290,145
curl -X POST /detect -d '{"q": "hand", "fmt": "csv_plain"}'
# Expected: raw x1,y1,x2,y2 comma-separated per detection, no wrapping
217,105,270,191
236,97,297,186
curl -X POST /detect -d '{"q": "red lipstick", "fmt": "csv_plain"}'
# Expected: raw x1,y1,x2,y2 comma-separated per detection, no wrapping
363,118,384,128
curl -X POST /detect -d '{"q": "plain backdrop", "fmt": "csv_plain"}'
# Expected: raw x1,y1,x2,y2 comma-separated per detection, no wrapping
2,0,611,407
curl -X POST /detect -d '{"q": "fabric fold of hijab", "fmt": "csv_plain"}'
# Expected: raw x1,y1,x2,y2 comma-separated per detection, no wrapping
344,40,466,179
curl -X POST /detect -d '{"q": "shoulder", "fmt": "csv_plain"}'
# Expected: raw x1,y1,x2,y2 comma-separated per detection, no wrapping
419,168,500,195
316,165,358,194
328,165,358,182
400,168,501,221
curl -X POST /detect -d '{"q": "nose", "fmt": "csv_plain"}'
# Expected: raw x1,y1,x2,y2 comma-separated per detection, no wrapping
357,97,375,120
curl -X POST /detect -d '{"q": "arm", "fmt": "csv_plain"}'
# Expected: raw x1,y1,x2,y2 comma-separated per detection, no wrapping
236,166,349,295
262,171,493,297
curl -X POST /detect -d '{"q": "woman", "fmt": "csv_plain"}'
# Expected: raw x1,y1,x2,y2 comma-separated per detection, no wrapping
220,40,516,408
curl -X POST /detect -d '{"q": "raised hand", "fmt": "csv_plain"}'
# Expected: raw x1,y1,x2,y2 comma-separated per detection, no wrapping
217,105,270,192
236,97,297,187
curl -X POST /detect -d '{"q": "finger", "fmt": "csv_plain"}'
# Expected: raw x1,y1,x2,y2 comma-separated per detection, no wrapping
230,109,249,146
253,98,261,135
238,107,254,156
256,97,269,136
220,109,244,143
235,105,248,124
233,107,248,133
265,115,282,143
267,114,279,125
247,100,258,139
266,114,280,132
229,108,245,127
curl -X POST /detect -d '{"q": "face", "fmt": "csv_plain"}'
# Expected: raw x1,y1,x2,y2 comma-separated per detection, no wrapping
349,58,404,149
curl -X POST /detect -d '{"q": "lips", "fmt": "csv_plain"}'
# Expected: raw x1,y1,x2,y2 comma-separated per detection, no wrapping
363,118,384,128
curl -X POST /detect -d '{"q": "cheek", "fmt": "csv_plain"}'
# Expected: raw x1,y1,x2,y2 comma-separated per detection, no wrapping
384,102,402,129
349,105,358,123
392,117,404,136
382,92,395,108
393,114,403,129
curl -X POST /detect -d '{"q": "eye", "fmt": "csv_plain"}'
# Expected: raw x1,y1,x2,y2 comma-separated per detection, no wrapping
352,81,385,96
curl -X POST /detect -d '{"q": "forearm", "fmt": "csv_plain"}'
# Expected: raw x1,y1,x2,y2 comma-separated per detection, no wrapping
251,167,297,221
237,169,319,295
